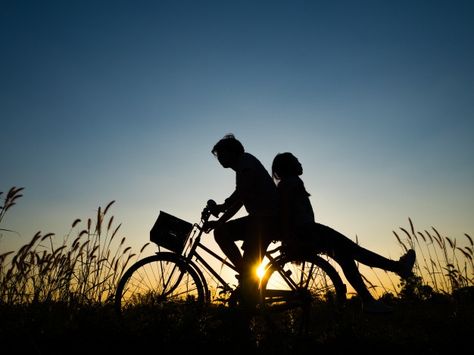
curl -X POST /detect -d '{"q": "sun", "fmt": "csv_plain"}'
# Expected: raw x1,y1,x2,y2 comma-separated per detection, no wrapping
256,262,266,280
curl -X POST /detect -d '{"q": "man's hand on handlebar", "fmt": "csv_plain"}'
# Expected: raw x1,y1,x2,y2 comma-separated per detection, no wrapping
201,200,224,221
201,199,228,233
208,202,225,217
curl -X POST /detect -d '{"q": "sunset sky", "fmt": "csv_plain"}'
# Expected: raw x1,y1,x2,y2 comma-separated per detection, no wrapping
1,0,473,273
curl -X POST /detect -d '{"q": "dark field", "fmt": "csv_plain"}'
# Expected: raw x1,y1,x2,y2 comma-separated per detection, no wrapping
1,293,473,355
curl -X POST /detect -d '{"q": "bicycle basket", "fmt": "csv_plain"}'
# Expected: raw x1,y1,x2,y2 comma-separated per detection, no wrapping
150,211,193,253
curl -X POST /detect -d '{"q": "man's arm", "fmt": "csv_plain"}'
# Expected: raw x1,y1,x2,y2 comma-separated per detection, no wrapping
222,190,239,210
203,191,243,233
218,199,243,224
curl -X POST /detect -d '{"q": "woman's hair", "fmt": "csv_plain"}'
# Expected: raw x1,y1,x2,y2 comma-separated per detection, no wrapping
211,134,244,157
272,152,303,180
272,152,310,196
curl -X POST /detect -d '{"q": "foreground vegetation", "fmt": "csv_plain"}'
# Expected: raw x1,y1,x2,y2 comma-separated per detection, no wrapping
1,186,473,353
1,293,473,353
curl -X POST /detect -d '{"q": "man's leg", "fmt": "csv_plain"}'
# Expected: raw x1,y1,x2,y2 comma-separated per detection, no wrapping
239,216,274,306
213,216,250,274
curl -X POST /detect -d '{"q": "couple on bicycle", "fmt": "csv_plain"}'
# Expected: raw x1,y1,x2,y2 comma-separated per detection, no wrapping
204,134,416,313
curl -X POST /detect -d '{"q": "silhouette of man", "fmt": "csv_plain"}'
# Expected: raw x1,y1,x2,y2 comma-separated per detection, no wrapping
204,134,278,305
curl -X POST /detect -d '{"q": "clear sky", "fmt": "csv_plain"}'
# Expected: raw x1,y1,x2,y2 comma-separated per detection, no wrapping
1,0,473,270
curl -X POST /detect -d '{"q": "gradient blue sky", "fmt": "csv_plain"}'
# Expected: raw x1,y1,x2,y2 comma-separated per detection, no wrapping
1,0,473,262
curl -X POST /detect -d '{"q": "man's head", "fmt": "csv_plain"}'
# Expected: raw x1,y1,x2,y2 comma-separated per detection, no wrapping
212,134,245,168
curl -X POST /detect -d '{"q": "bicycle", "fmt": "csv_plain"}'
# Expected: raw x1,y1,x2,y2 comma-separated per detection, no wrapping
114,200,347,332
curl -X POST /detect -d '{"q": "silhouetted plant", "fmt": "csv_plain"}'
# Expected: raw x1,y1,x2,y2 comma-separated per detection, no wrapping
0,187,24,299
393,217,473,295
398,274,435,301
1,186,472,311
0,186,148,305
0,186,24,231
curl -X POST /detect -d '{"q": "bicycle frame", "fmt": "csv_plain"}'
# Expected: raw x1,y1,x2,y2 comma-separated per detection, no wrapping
167,218,298,304
156,206,289,303
264,248,303,291
116,201,346,317
185,222,237,295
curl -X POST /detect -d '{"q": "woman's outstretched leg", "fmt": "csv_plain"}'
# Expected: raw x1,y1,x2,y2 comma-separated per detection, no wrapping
331,250,393,313
313,223,415,278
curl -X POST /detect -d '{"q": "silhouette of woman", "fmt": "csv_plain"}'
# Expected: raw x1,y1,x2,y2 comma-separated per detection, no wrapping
272,152,416,313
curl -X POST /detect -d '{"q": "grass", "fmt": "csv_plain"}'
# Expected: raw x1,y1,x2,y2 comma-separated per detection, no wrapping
0,187,150,306
0,295,472,353
1,186,473,353
394,218,473,295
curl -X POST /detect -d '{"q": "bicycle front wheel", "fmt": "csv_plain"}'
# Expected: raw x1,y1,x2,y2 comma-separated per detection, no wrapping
115,252,205,316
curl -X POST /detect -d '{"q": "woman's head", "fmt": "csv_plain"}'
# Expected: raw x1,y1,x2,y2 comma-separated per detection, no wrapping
272,152,303,181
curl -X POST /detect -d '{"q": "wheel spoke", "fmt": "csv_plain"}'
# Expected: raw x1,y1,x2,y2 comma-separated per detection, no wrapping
115,253,205,315
259,254,346,333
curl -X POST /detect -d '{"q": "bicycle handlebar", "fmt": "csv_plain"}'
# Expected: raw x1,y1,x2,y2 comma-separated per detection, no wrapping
200,199,219,223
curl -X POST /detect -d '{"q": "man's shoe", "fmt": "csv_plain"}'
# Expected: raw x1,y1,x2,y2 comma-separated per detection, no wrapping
398,249,416,279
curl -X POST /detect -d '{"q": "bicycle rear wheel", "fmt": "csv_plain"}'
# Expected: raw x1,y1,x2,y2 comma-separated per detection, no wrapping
258,254,346,334
115,252,205,318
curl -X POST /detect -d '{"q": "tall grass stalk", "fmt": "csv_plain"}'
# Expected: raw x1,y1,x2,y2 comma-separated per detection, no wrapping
1,187,472,306
0,187,149,306
392,217,473,295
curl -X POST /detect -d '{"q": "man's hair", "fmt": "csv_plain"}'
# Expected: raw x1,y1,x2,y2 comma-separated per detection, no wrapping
212,134,245,157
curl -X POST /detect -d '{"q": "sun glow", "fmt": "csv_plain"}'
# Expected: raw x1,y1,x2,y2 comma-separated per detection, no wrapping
256,262,266,280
